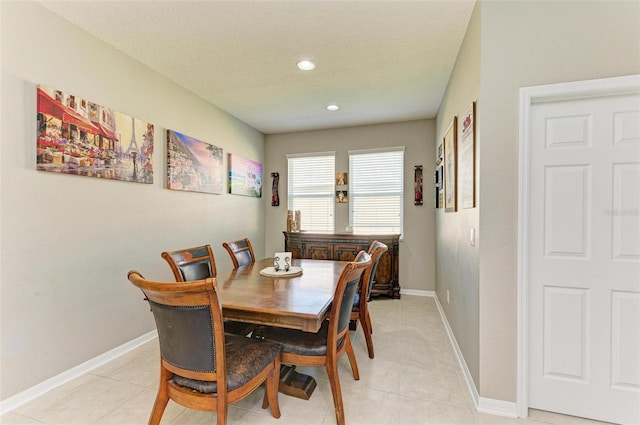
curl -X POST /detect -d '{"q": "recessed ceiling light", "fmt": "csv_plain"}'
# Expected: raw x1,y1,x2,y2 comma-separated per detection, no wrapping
297,60,315,71
326,104,339,111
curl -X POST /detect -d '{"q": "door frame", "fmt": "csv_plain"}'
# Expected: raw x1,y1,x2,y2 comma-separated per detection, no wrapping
516,74,640,418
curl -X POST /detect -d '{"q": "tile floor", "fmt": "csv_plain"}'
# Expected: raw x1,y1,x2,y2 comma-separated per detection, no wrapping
1,296,609,425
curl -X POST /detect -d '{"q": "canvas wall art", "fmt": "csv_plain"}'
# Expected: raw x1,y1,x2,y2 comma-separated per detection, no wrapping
167,130,224,194
444,116,457,212
459,102,476,209
228,153,262,197
36,85,153,183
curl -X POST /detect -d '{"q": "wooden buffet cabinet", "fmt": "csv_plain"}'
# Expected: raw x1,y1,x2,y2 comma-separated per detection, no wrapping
283,232,400,298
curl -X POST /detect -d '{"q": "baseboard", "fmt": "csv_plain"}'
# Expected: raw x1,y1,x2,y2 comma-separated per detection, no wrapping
0,330,157,415
400,288,435,297
433,294,481,408
434,295,519,418
477,397,518,418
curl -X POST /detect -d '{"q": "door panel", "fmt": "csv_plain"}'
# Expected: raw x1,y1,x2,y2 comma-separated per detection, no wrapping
543,286,590,382
612,163,640,260
544,165,590,258
611,291,640,391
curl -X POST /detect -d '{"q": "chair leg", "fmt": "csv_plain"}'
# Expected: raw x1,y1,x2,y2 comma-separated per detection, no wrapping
149,369,171,425
326,359,346,425
345,332,360,380
262,359,281,418
216,404,228,425
365,309,373,334
360,315,375,359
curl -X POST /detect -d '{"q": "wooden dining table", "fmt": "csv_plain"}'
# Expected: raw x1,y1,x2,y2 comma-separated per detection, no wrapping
217,257,351,399
218,257,350,332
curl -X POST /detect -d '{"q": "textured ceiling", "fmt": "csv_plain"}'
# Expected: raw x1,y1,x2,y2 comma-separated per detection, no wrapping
39,1,475,134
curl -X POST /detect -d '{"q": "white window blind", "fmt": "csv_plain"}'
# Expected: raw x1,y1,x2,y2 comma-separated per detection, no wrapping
287,153,335,233
349,147,404,236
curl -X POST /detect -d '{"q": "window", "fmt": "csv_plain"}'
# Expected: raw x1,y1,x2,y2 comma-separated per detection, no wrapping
349,147,404,236
287,152,335,233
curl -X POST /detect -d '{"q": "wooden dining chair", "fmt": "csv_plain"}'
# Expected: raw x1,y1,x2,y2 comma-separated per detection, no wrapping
222,238,255,269
161,244,217,281
252,251,372,425
127,271,282,425
161,245,254,336
351,240,388,359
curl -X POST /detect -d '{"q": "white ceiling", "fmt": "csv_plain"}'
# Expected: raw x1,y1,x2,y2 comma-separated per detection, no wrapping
39,1,475,134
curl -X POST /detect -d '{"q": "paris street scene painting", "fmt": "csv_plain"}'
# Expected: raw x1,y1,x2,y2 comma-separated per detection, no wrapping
36,84,154,183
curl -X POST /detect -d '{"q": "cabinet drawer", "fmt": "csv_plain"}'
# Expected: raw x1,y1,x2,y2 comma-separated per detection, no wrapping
304,243,333,260
334,243,366,261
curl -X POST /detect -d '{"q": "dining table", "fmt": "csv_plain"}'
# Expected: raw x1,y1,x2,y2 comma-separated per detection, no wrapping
217,257,351,399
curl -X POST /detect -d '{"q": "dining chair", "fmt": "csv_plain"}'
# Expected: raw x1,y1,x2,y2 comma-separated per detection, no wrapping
161,245,254,336
222,238,255,269
252,251,372,425
127,271,282,425
351,240,388,359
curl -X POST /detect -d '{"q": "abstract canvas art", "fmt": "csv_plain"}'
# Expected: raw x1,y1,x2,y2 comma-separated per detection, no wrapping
36,85,153,183
228,153,262,197
167,130,224,194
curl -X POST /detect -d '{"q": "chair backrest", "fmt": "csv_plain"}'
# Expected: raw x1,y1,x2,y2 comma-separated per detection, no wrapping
127,271,225,383
161,245,217,282
328,251,371,341
362,241,389,300
222,238,255,269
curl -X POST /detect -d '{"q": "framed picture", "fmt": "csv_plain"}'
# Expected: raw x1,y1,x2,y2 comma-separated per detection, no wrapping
37,84,154,183
271,172,280,206
459,102,476,209
414,165,423,205
444,116,457,212
228,153,262,197
166,130,224,194
434,165,443,208
336,172,348,186
336,190,348,203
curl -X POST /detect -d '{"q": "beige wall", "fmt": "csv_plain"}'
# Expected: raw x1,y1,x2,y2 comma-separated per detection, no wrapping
264,120,436,292
1,2,265,399
435,1,481,390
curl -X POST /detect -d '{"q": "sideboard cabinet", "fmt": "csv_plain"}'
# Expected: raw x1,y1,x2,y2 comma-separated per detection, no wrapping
283,232,400,298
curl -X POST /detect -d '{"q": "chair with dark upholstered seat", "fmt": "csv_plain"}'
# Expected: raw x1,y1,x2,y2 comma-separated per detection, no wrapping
222,238,256,269
161,244,218,282
127,271,281,425
351,240,388,359
252,251,371,425
161,245,254,336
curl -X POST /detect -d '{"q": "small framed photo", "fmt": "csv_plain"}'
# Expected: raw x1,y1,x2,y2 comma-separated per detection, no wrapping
336,190,348,203
336,172,348,186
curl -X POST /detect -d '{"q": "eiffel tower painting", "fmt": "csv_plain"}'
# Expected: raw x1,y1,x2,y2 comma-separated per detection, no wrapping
124,117,139,181
36,84,153,183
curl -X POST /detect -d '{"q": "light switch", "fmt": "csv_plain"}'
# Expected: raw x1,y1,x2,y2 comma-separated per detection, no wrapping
470,228,475,246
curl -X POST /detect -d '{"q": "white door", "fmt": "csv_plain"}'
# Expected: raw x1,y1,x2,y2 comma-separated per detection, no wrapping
527,87,640,424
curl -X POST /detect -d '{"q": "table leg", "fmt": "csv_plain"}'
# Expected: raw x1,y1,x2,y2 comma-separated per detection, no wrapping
278,364,317,399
